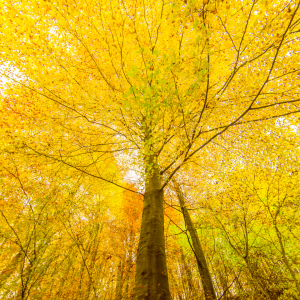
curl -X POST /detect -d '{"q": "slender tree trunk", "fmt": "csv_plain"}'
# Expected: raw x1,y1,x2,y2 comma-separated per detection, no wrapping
274,222,300,295
180,247,196,298
123,240,134,299
170,269,184,300
116,261,124,300
134,156,170,300
173,180,217,300
124,282,129,300
243,257,272,300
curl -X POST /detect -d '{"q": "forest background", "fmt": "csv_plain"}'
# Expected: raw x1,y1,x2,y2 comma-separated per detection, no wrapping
0,0,300,299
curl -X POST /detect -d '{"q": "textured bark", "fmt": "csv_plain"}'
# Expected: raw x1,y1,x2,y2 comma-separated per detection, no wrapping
134,159,170,300
173,180,217,300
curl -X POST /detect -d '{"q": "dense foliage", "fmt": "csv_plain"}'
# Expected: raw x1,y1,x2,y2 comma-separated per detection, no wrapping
1,0,299,299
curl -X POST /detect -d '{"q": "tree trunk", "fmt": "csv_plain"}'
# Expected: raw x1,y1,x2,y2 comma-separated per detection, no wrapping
243,257,272,300
170,268,184,300
180,247,196,298
116,261,124,300
173,180,217,300
134,157,170,300
274,222,300,295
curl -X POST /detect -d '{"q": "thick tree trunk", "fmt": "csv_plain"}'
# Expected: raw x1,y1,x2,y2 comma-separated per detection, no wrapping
134,158,170,300
173,180,217,300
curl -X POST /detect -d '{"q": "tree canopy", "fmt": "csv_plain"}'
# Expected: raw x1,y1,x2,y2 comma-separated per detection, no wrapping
0,0,300,299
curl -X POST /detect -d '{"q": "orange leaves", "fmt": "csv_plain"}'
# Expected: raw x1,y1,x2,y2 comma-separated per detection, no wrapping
121,185,143,227
0,0,299,298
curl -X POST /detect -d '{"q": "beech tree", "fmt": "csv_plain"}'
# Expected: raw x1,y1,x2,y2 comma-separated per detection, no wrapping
173,179,217,300
179,118,300,299
1,0,300,299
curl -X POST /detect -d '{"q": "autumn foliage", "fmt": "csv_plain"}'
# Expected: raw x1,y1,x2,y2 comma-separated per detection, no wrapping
1,0,300,299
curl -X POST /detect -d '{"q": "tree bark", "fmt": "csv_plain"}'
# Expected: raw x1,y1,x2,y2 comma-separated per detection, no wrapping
173,180,217,300
134,157,170,300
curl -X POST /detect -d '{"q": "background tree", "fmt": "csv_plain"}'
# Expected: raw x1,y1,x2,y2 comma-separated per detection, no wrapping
1,0,300,299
